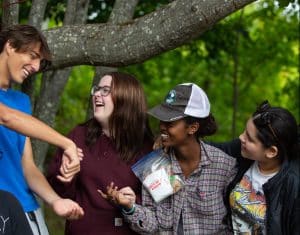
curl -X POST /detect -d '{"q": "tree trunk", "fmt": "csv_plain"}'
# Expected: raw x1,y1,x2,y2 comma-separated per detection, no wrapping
1,0,19,28
31,0,90,170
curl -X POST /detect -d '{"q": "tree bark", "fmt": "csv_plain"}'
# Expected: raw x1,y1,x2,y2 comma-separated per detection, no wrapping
22,0,48,108
31,70,70,168
1,0,19,28
43,0,256,69
28,0,48,28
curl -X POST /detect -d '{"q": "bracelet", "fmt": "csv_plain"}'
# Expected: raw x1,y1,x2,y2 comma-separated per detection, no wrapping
121,204,136,215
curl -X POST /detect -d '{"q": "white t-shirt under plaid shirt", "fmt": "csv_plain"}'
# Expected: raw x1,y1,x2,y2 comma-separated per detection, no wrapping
124,142,237,235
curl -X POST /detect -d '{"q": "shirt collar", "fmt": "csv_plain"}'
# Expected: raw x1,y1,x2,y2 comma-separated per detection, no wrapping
169,141,211,175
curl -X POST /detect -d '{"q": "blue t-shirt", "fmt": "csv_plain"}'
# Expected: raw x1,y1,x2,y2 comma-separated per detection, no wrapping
0,89,39,212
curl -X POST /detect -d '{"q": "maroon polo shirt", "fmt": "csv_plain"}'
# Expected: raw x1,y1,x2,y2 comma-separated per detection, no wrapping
47,125,152,235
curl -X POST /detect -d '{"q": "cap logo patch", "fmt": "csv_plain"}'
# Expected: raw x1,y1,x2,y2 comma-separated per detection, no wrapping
165,90,176,104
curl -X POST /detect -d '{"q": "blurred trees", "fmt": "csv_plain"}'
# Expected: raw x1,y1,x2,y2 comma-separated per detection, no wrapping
1,0,298,168
124,1,299,139
55,0,299,143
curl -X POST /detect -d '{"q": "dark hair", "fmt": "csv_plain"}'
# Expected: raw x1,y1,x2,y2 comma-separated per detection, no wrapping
184,113,217,139
0,24,51,70
252,100,299,161
85,72,153,162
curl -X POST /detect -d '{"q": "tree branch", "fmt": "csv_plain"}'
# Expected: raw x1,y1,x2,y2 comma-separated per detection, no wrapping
44,0,256,69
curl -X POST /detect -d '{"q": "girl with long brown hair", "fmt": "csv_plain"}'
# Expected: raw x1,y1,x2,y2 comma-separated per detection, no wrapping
47,72,153,235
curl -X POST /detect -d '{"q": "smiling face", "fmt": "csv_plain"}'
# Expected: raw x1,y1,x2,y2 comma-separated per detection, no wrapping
159,119,195,148
4,41,43,87
92,75,114,128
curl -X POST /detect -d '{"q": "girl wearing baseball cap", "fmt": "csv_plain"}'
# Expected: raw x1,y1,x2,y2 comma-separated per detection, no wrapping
101,83,237,234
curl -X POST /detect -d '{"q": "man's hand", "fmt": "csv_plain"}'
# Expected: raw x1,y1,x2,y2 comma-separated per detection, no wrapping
52,198,84,220
57,143,83,183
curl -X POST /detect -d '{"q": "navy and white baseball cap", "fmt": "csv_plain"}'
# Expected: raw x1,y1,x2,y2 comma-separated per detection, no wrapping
148,83,210,122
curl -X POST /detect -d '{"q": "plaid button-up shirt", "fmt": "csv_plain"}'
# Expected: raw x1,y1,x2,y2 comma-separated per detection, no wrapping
124,142,237,235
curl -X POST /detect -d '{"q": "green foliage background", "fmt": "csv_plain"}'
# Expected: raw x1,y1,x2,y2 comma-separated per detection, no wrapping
54,2,299,141
9,0,300,233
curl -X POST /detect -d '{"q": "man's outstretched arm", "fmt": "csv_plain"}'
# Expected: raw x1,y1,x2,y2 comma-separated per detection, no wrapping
0,102,82,182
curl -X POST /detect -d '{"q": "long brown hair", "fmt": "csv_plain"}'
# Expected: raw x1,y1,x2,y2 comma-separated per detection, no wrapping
85,72,153,162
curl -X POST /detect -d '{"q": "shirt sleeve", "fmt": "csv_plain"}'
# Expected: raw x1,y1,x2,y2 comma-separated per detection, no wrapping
16,93,32,155
224,156,238,192
123,187,160,234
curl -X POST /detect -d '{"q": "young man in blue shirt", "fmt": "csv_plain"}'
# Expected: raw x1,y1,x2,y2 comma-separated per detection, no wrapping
0,24,84,235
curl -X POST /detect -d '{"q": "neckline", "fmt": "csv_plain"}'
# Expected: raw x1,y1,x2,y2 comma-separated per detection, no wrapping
254,161,278,178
